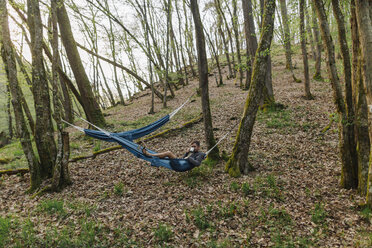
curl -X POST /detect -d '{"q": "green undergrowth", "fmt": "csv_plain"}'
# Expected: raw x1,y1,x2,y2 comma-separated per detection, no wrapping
181,158,217,188
257,104,297,132
0,199,138,247
0,140,34,170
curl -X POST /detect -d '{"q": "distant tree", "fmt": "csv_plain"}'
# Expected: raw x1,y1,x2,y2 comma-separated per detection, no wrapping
299,0,313,99
311,2,322,81
225,0,276,176
279,0,300,83
190,0,220,161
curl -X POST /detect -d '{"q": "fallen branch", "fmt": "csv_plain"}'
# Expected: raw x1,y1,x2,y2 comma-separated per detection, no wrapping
0,168,29,176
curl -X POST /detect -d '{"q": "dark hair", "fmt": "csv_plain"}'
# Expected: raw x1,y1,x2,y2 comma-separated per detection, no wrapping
191,140,200,147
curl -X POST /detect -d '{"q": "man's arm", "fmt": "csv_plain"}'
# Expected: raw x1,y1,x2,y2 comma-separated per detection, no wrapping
186,153,205,167
183,151,190,158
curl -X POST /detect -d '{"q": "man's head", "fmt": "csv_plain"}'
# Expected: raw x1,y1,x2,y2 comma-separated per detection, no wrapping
190,140,200,152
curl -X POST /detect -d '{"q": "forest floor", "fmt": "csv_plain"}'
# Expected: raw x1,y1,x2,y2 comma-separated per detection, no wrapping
1,47,372,247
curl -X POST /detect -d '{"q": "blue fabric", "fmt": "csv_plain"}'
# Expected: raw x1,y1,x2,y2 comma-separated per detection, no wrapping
84,115,170,142
84,130,195,172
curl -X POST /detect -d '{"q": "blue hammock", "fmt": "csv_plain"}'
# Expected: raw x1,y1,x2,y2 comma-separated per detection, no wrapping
84,114,170,142
86,130,197,172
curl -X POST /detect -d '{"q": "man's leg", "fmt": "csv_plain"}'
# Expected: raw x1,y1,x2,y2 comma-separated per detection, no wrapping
145,150,177,159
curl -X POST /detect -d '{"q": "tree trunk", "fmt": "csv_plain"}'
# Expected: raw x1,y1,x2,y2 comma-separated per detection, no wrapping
242,0,258,90
190,0,219,161
306,0,316,60
0,0,41,191
225,0,276,177
312,3,323,81
351,0,370,196
332,0,359,188
56,0,105,126
300,0,313,99
50,0,71,190
259,0,274,104
355,0,372,206
28,0,57,178
314,0,358,189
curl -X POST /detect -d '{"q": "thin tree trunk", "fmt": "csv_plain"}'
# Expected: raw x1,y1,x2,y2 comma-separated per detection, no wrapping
190,0,220,161
163,0,171,108
225,0,276,176
215,0,233,79
50,0,71,190
205,28,223,86
242,0,257,90
300,0,313,99
306,0,316,60
279,0,300,83
232,0,243,86
6,83,13,138
314,0,358,189
312,2,323,80
0,0,41,191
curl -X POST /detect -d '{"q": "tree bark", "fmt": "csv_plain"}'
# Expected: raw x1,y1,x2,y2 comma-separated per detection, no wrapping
225,0,276,176
0,0,41,191
56,0,105,126
314,0,358,189
190,0,219,161
50,0,71,190
300,0,313,99
28,0,57,178
6,83,12,138
355,0,372,206
351,0,370,196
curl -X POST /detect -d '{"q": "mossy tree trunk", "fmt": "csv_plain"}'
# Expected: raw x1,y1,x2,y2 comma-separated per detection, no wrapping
0,0,41,191
242,0,258,90
355,0,372,206
300,0,313,99
225,0,276,177
56,0,105,127
190,0,220,161
28,0,57,178
314,0,358,189
350,0,370,196
50,0,72,191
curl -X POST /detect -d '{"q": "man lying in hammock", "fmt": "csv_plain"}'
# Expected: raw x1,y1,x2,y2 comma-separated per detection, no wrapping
141,140,206,167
